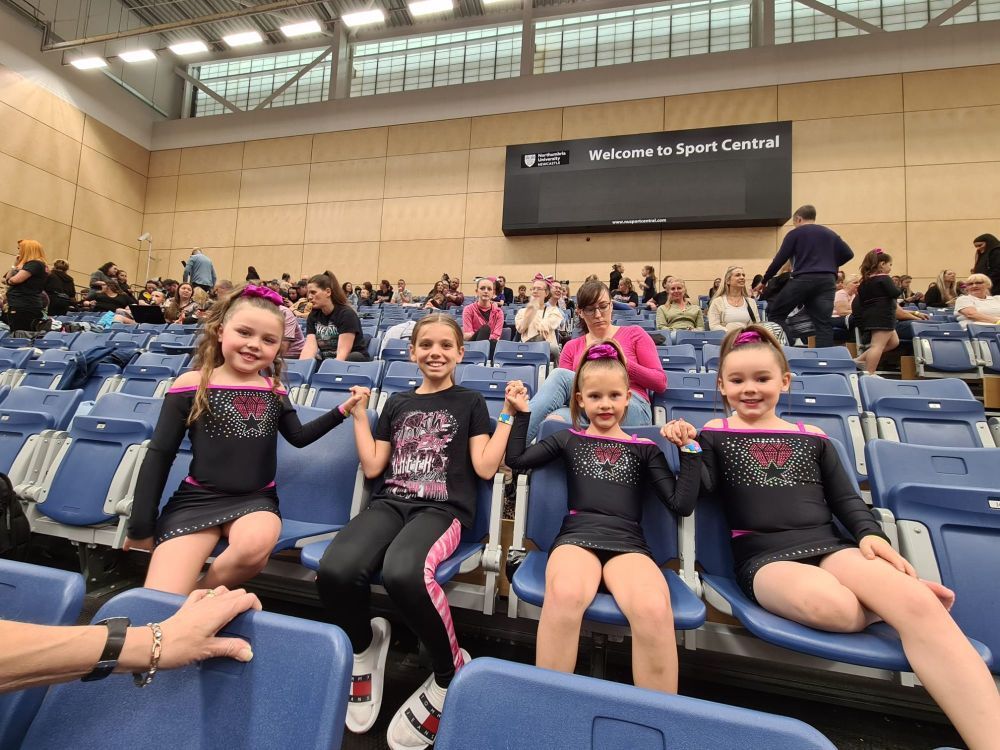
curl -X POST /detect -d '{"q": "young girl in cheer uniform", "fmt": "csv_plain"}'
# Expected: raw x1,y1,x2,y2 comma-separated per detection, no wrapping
504,340,702,693
663,324,1000,749
124,284,362,595
316,313,514,750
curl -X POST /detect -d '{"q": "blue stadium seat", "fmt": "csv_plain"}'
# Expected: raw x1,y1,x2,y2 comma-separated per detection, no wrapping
109,331,153,359
0,348,36,387
102,353,190,398
68,331,113,352
281,358,316,402
136,323,168,334
665,371,718,390
0,560,85,750
147,332,197,354
436,658,837,750
366,333,382,360
867,396,993,448
674,330,726,369
379,337,411,362
457,365,536,418
857,375,974,411
702,343,721,372
34,330,79,350
967,324,1000,375
461,338,490,365
16,348,83,389
791,373,856,398
776,392,868,482
655,344,699,372
305,360,384,410
0,386,84,481
652,387,725,430
375,361,422,411
510,422,705,630
910,323,979,377
492,341,550,389
19,587,352,750
81,362,122,402
867,440,998,671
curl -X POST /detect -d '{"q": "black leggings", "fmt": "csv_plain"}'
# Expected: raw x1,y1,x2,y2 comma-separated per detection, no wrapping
6,308,43,333
316,499,464,686
469,324,498,358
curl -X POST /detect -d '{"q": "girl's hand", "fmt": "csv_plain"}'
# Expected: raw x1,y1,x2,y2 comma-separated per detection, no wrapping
504,381,530,413
661,418,697,447
346,386,370,416
859,536,917,577
123,536,154,553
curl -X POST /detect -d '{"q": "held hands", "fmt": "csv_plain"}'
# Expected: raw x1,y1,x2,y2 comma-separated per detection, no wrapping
123,537,154,553
157,586,263,668
344,386,371,417
504,380,530,413
859,535,917,577
661,418,697,447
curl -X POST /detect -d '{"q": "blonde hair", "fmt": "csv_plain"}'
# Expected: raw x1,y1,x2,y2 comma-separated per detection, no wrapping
932,270,958,304
569,339,629,428
714,266,750,300
187,286,286,424
16,239,46,266
966,273,993,293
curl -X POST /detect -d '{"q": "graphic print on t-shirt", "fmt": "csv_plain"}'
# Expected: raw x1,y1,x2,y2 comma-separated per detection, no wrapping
203,389,280,439
571,438,641,485
385,409,457,501
720,435,818,488
314,319,340,352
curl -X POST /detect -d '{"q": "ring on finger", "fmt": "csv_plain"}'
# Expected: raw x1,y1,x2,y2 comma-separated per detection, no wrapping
204,589,217,598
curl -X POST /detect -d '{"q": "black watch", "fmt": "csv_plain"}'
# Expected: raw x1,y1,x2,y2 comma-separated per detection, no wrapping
81,617,131,682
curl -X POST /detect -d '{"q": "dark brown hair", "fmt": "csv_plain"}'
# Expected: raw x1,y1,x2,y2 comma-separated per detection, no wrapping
569,339,629,428
575,280,610,334
716,323,790,411
859,249,892,281
308,270,348,306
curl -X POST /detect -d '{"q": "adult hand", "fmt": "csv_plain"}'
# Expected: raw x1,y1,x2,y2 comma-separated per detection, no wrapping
504,380,530,413
157,586,262,668
660,418,697,446
123,537,154,553
858,536,916,577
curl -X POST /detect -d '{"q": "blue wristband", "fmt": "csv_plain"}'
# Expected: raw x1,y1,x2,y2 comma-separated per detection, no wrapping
497,413,514,426
679,442,702,454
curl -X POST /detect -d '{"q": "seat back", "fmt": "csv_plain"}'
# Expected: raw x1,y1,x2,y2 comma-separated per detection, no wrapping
492,341,550,368
867,441,1000,662
665,371,718,390
21,588,352,750
118,353,190,397
913,336,979,374
872,396,991,447
654,344,698,372
790,373,855,398
17,348,83,389
460,339,490,365
0,560,85,750
776,392,867,481
436,658,835,750
280,357,316,390
380,337,411,362
68,332,112,352
702,343,721,371
652,387,725,431
910,322,966,338
674,330,726,369
858,376,973,410
0,386,84,470
147,333,196,353
275,407,374,527
308,360,384,409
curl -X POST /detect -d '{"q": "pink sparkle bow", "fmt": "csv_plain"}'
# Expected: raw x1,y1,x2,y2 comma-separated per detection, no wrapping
242,284,284,306
586,343,619,361
733,330,763,347
872,248,884,254
533,273,554,287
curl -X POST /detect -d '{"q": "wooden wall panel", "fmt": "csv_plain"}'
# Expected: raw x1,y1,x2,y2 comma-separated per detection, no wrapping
0,101,81,182
387,119,471,155
903,64,1000,111
792,114,904,172
665,87,777,130
470,109,564,149
778,75,902,120
239,164,311,207
312,127,388,162
175,171,242,212
309,158,386,203
562,99,664,140
243,135,313,168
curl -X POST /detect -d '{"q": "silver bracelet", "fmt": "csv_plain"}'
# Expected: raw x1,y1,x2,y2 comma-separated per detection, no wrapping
132,622,163,688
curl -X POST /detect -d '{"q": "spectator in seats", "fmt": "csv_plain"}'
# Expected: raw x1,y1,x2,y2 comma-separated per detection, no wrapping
493,275,513,307
361,281,374,298
45,258,77,316
924,270,958,308
423,290,447,310
375,279,394,305
612,277,639,309
835,269,846,290
357,288,374,308
392,278,413,305
291,287,312,318
505,343,699,695
896,275,923,304
183,249,216,293
245,266,261,283
853,250,904,374
523,280,664,442
954,273,1000,328
92,280,135,314
124,285,361,595
548,280,573,343
462,277,504,355
279,272,292,292
971,233,1000,293
759,204,854,347
515,274,564,361
266,280,283,296
286,286,300,306
833,274,860,317
663,326,1000,750
647,276,675,309
280,304,305,359
425,280,447,304
316,314,513,749
192,288,212,319
342,281,359,308
300,271,370,362
513,285,529,304
655,279,703,332
891,275,901,287
149,290,167,308
609,263,624,292
445,277,465,308
212,279,234,301
140,279,160,304
4,239,49,332
90,261,117,291
708,266,761,332
166,282,199,324
162,278,180,298
640,265,657,307
0,586,262,693
115,270,139,306
706,277,722,300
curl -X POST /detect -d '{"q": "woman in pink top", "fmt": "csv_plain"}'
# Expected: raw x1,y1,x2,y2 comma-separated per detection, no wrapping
526,280,666,442
462,277,505,356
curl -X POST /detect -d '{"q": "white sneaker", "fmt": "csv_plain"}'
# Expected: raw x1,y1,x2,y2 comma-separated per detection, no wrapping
386,649,470,750
346,617,391,734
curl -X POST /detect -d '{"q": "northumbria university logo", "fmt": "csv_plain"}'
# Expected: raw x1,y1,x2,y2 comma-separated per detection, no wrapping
522,153,536,167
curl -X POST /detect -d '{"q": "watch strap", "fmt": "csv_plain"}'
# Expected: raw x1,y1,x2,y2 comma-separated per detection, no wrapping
81,617,130,682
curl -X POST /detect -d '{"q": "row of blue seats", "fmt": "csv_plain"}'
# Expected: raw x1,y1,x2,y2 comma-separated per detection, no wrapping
507,420,997,685
0,559,845,750
908,322,1000,377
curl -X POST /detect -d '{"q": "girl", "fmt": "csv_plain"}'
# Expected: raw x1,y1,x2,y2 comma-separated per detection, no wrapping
609,263,624,292
640,265,657,306
853,249,901,374
663,324,1000,750
514,273,564,361
462,277,504,354
707,266,760,332
124,284,362,594
300,271,370,362
504,340,701,693
316,314,513,749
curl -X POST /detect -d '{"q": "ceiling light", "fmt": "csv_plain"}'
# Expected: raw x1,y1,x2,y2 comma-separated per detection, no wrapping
342,9,385,26
281,19,323,36
119,49,156,62
223,30,264,47
70,57,108,70
408,0,453,16
170,40,209,55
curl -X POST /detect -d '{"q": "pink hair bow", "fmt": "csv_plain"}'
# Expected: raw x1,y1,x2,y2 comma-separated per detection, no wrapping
533,273,554,287
586,343,619,361
872,248,884,254
242,284,284,306
733,330,763,347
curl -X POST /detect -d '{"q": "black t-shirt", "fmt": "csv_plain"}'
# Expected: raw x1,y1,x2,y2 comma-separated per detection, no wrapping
641,276,656,303
653,291,668,306
92,293,133,312
307,305,366,358
7,260,47,310
373,385,492,528
613,290,639,307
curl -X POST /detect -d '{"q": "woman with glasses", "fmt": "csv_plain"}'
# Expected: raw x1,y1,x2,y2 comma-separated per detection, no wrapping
955,274,1000,328
523,280,666,442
